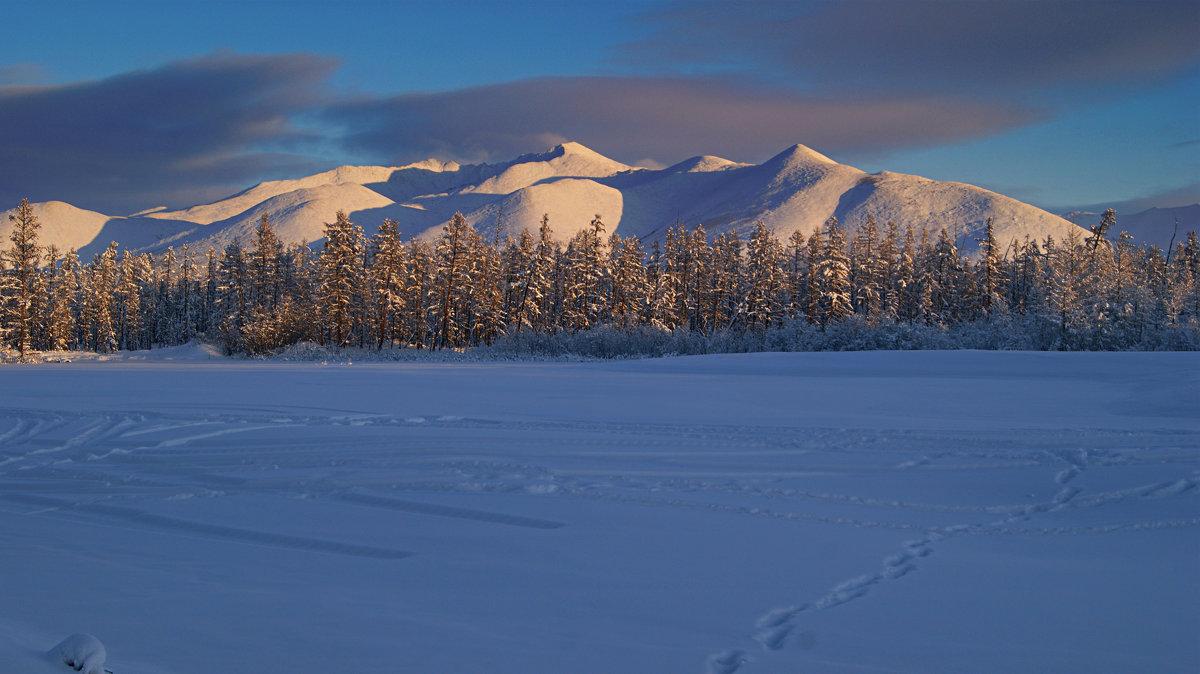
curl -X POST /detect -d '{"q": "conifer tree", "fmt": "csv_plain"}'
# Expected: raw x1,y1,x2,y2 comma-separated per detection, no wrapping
1042,232,1086,346
977,218,1004,316
217,239,250,350
925,229,963,324
785,230,806,320
709,232,742,331
117,251,144,350
472,228,506,344
155,247,177,345
880,221,902,319
5,199,42,356
178,244,197,341
86,243,120,352
1087,209,1117,256
805,224,824,324
42,247,75,350
530,214,556,334
610,233,648,328
405,239,435,348
435,212,472,348
744,221,786,330
506,229,540,332
251,212,283,313
646,240,678,331
370,218,407,348
319,211,365,347
818,217,853,324
851,215,883,322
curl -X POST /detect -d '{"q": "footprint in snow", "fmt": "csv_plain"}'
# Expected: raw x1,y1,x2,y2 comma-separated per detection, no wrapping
706,649,748,674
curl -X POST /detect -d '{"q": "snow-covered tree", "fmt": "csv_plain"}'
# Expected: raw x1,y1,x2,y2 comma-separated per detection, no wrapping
319,211,366,347
784,229,806,320
609,233,648,328
250,212,283,313
744,221,786,330
850,215,883,322
369,218,407,348
818,217,853,325
434,212,473,348
504,229,539,333
709,232,743,331
976,218,1005,317
85,243,120,352
4,199,42,356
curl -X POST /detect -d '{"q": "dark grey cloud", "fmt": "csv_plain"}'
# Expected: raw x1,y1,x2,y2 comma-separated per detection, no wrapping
327,76,1039,167
0,51,336,214
620,0,1200,96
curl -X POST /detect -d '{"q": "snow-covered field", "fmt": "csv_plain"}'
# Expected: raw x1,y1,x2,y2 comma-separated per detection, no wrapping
1,351,1197,673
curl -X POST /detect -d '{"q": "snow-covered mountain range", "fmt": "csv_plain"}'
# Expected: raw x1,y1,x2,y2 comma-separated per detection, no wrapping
4,142,1098,258
1061,204,1200,250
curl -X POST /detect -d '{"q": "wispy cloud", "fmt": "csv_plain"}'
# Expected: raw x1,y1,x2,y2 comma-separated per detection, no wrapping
327,76,1039,167
618,0,1200,96
1057,181,1200,215
0,63,50,85
8,0,1196,215
0,52,336,214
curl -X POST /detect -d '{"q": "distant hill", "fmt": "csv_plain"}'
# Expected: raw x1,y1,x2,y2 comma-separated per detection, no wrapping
3,142,1090,258
1061,204,1200,250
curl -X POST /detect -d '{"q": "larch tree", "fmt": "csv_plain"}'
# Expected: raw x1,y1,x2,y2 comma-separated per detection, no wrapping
819,217,853,325
5,199,42,356
319,211,365,347
42,246,76,351
609,233,648,328
744,221,786,331
250,212,283,313
850,215,882,322
977,218,1004,316
506,229,540,332
370,218,407,348
435,212,472,348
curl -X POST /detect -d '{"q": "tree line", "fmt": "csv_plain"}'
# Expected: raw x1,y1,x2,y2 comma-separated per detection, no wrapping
2,198,1198,359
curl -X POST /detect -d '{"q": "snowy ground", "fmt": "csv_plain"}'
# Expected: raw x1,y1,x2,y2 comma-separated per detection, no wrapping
1,350,1197,673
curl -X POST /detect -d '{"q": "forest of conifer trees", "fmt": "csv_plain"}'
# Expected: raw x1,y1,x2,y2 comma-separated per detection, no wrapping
3,198,1198,359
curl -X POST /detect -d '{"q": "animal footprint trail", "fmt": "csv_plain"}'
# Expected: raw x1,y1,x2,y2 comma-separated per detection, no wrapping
706,649,748,674
740,531,940,665
719,450,1108,670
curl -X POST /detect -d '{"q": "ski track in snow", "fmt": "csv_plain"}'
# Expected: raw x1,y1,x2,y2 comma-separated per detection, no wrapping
0,404,1196,673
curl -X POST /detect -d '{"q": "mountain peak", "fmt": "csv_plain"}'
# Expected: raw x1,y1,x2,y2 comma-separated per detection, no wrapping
509,141,620,168
768,144,838,167
666,155,744,173
556,141,594,155
18,141,1100,259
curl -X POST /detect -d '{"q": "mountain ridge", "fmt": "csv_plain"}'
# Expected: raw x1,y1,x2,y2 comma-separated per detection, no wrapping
1061,204,1200,250
3,142,1105,257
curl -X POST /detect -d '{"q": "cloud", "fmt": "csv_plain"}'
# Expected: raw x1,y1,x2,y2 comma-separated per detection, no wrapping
0,51,337,214
1058,181,1200,215
619,0,1200,96
327,76,1039,167
0,63,50,85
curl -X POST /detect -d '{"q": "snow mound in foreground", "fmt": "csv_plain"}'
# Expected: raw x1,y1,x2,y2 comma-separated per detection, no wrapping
48,634,108,674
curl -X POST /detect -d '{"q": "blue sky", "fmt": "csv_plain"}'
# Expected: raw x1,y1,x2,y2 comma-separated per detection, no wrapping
2,0,1197,217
